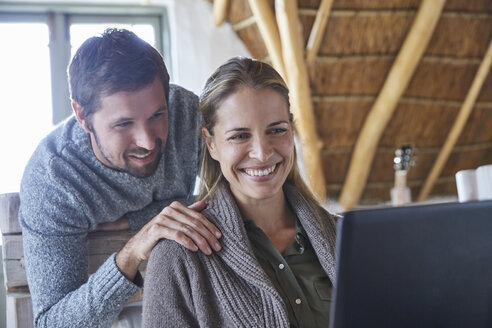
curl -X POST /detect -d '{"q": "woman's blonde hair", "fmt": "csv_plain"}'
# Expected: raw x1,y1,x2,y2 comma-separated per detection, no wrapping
198,56,318,205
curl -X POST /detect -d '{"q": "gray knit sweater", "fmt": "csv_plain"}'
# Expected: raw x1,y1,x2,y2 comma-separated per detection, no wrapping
142,182,337,328
19,84,202,328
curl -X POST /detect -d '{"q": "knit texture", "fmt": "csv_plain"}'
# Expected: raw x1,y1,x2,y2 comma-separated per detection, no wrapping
19,84,202,328
143,182,337,328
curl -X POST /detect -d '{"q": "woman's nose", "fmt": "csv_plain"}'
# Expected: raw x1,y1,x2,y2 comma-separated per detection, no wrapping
249,136,273,162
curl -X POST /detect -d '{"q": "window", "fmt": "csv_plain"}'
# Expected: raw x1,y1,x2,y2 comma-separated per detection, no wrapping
0,20,52,195
0,6,169,194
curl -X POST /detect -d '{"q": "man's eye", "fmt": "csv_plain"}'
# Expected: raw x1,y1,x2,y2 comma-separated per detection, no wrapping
116,121,132,128
151,112,164,120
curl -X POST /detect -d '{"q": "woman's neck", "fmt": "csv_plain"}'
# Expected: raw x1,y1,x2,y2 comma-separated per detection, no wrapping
233,190,296,253
237,191,291,228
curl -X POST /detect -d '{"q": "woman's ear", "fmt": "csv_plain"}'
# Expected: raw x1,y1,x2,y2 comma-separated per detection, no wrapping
202,127,218,160
72,101,91,133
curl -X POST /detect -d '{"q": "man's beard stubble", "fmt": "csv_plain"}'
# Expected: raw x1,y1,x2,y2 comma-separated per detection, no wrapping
92,130,163,178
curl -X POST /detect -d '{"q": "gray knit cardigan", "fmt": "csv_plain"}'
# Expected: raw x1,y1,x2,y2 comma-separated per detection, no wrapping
19,84,202,328
142,182,338,328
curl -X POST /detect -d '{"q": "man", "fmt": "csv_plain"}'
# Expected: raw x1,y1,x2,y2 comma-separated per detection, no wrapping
19,28,221,327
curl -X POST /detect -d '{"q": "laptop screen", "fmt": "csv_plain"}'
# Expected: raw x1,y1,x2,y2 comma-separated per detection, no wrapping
330,200,492,328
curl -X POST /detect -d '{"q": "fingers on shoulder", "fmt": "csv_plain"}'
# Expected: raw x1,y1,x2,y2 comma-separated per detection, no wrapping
147,217,200,252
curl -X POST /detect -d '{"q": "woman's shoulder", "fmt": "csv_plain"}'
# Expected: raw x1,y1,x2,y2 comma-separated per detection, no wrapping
284,184,340,230
201,206,221,226
317,205,342,223
149,239,190,267
300,203,338,234
200,190,235,226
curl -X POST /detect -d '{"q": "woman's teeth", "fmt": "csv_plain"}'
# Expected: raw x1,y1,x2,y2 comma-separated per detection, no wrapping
244,164,276,177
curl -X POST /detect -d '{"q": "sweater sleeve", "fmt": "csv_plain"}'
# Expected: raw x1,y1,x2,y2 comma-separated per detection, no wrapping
20,170,139,328
142,241,200,328
22,223,139,328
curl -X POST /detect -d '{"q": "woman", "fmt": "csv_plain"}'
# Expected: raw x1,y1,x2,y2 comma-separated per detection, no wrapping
143,57,338,328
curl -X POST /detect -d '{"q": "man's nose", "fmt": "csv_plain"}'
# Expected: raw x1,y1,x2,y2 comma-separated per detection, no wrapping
250,136,273,162
134,126,156,150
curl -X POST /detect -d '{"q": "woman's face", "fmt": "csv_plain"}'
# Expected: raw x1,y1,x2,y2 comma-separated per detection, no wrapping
204,86,294,205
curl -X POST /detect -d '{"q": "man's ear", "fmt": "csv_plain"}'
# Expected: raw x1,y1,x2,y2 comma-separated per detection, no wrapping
72,101,91,133
202,127,218,160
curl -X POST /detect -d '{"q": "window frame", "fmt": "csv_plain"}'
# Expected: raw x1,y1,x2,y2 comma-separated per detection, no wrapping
0,3,171,124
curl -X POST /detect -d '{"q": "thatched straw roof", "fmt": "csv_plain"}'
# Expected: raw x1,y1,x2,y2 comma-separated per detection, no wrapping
210,0,492,208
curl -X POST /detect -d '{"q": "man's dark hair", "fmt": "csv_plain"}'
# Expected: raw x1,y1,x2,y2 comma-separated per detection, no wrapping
68,28,170,120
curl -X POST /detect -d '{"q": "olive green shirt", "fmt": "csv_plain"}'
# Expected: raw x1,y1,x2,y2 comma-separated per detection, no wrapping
244,218,332,328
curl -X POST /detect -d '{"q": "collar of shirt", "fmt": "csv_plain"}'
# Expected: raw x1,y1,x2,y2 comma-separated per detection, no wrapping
283,217,309,257
243,217,310,258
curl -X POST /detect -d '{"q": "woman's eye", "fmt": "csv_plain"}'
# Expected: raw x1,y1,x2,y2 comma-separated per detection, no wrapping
229,133,249,141
269,128,287,134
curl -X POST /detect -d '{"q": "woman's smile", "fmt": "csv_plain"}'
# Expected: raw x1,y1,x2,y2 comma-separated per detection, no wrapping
243,163,277,177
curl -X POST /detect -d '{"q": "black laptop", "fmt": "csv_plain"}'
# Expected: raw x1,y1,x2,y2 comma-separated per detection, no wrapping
330,200,492,328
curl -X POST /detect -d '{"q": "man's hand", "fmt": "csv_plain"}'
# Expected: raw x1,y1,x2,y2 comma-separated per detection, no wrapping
115,200,222,281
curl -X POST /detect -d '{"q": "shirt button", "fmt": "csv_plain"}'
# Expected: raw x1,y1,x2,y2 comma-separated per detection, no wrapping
278,264,285,270
295,298,302,305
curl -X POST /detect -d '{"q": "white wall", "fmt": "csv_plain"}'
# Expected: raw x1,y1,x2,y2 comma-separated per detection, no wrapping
165,0,250,94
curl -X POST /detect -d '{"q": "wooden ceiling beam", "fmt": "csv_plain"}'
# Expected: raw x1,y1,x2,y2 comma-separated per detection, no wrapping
275,0,326,201
248,0,287,82
306,0,334,63
213,0,229,27
418,39,492,202
338,0,446,210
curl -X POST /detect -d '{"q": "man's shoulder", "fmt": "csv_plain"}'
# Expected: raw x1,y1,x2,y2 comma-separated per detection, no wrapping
169,84,198,107
169,83,197,96
23,117,88,178
34,116,84,157
19,116,96,231
167,83,201,127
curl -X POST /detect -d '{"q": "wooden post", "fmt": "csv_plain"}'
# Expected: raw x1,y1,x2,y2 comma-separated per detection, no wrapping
213,0,229,27
248,0,287,82
418,39,492,201
275,0,327,201
6,292,33,328
0,193,21,234
306,0,334,63
338,0,446,209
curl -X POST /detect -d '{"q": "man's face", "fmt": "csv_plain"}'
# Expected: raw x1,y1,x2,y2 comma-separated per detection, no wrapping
78,77,168,178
